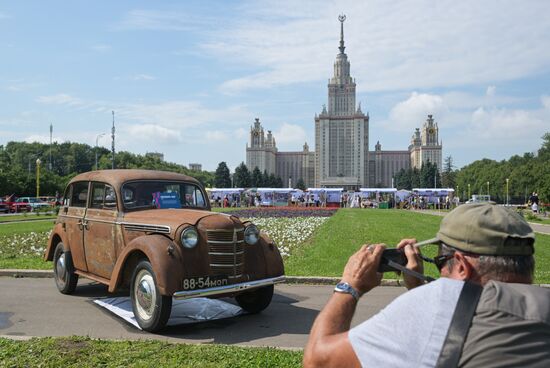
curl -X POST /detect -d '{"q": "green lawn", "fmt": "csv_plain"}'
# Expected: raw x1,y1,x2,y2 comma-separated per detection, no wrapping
0,219,54,234
0,213,57,223
0,336,302,368
1,210,549,284
284,209,550,284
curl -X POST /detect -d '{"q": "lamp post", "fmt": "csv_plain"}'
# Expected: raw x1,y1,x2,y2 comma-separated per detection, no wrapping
506,178,509,205
36,158,41,197
468,183,471,200
95,133,106,170
487,181,490,199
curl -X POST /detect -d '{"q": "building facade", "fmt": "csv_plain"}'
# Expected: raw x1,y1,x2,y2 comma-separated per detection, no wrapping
246,118,277,176
245,16,442,190
409,114,442,171
314,15,369,190
246,118,315,188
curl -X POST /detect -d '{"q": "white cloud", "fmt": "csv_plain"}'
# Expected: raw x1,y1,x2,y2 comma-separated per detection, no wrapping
114,9,212,32
125,124,181,144
486,86,496,97
203,0,550,94
205,131,226,142
388,92,447,131
90,44,111,52
235,127,247,139
36,94,83,106
542,95,550,110
132,74,156,81
272,122,307,147
24,135,64,144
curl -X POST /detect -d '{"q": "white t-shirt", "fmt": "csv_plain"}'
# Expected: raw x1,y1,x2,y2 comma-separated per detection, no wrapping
349,278,465,367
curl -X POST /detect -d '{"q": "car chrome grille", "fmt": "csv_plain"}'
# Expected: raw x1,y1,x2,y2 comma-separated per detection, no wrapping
206,228,244,279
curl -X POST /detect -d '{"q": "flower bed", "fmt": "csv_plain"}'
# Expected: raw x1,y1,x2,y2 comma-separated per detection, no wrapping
226,206,338,218
245,217,329,258
0,231,50,259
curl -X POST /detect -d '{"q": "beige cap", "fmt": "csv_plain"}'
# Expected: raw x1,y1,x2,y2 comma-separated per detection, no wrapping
423,203,535,255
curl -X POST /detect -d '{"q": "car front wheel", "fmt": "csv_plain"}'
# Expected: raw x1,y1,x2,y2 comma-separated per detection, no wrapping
235,285,274,314
130,260,172,332
53,242,78,294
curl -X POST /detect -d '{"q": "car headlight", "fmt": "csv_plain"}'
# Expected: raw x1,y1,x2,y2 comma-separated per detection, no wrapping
244,224,260,245
181,227,199,249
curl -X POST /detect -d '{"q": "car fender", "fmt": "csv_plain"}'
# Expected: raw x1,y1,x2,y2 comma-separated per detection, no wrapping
44,223,70,261
108,234,184,295
258,232,285,278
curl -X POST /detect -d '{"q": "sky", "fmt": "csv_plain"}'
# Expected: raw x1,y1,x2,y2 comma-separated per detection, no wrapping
1,0,549,172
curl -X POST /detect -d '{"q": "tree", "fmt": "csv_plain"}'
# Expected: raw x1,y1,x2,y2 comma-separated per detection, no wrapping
441,155,456,189
214,162,231,188
251,167,262,187
233,162,251,188
296,178,306,191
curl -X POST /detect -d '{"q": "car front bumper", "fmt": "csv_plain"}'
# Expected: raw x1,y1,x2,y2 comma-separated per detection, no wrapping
172,275,285,300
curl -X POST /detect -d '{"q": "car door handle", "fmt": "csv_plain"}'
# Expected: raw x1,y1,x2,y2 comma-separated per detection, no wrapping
77,220,89,230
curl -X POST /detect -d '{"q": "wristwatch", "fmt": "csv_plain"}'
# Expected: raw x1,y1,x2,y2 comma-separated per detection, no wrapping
334,282,361,300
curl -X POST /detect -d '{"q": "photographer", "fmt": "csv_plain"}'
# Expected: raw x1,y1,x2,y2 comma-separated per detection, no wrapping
303,203,550,367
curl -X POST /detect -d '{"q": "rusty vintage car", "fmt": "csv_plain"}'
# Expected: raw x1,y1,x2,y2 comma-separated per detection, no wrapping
44,170,285,331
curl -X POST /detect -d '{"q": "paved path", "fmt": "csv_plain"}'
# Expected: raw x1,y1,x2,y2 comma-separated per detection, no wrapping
411,209,550,235
0,277,405,349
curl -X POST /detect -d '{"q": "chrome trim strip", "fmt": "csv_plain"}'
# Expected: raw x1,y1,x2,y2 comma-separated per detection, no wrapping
85,218,118,225
208,251,244,256
207,240,244,244
119,222,171,234
173,276,285,300
209,263,244,268
206,228,244,233
58,214,84,220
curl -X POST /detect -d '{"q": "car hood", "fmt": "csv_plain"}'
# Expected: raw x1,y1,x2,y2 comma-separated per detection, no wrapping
121,209,240,238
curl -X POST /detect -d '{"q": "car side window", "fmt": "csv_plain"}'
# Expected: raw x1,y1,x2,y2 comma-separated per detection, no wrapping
90,183,117,210
70,182,89,208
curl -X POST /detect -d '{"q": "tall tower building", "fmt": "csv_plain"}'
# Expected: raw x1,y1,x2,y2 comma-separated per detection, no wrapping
314,15,369,190
409,114,442,171
246,118,277,175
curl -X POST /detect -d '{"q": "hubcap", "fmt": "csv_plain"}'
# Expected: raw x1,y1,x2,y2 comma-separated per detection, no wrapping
56,253,66,283
134,270,156,321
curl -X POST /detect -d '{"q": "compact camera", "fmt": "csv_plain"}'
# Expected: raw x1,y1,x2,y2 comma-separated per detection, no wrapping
377,248,407,272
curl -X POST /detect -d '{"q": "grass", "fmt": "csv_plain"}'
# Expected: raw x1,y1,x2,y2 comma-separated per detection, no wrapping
0,213,57,223
0,220,54,234
2,209,550,283
284,209,550,284
0,336,303,368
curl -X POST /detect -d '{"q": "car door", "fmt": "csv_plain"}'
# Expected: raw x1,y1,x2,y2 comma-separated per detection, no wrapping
59,181,89,272
83,182,120,279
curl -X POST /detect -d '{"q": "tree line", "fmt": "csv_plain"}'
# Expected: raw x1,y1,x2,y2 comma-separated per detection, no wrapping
394,133,550,204
215,162,292,189
0,141,214,196
3,132,548,203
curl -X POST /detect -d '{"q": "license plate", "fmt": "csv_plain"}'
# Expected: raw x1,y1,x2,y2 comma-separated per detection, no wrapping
181,276,229,290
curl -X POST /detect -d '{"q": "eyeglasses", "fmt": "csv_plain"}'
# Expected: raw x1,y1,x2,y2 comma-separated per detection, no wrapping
420,253,454,272
433,254,454,271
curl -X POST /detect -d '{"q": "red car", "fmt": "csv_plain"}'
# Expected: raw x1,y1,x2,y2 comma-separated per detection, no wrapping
4,195,32,213
0,198,9,213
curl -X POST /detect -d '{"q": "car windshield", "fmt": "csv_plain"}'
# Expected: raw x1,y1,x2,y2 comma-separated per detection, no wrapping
121,180,207,211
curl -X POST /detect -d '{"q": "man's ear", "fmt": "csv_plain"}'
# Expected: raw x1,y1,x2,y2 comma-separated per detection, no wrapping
452,252,473,280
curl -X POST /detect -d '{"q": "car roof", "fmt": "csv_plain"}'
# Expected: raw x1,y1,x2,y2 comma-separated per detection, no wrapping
68,169,201,188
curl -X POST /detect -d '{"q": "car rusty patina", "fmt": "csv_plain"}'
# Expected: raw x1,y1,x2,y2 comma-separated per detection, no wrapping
45,169,285,332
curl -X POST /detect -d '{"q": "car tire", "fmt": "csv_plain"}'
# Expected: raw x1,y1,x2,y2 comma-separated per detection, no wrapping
235,285,274,314
130,260,172,332
53,242,79,294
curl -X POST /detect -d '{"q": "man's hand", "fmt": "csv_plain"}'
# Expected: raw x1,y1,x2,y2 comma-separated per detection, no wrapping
396,238,425,290
342,244,385,295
